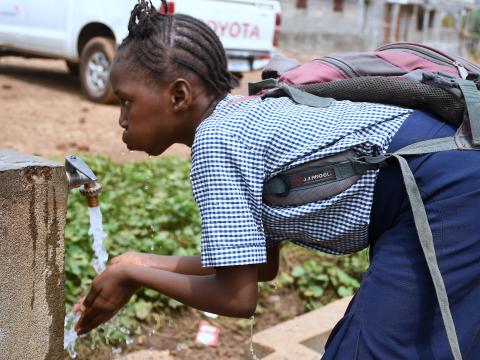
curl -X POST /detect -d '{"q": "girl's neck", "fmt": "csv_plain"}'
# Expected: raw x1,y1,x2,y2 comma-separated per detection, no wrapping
183,92,227,147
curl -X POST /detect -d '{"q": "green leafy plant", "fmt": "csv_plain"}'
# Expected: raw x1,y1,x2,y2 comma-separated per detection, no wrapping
63,154,370,348
287,249,369,310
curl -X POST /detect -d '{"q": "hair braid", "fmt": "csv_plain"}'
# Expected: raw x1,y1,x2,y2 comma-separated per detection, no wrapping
119,0,235,96
175,19,227,68
174,30,224,83
175,16,226,59
172,55,219,92
171,15,235,92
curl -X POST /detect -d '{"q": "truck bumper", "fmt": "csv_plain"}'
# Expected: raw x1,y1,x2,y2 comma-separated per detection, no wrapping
226,49,276,73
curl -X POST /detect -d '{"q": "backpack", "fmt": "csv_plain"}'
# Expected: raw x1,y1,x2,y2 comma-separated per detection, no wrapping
250,42,480,360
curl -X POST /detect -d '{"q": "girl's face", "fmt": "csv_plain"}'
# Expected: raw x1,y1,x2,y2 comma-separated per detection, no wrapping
109,57,202,156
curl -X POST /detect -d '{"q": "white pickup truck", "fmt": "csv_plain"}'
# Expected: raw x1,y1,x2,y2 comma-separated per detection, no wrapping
0,0,281,103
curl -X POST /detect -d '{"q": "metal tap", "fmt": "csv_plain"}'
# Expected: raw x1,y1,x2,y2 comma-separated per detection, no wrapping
65,155,102,208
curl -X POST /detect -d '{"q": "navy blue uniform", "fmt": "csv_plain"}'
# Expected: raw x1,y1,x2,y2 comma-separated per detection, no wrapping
323,111,480,359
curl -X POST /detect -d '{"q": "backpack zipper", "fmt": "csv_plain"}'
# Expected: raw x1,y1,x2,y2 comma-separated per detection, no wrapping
377,43,473,79
319,56,361,78
454,61,469,79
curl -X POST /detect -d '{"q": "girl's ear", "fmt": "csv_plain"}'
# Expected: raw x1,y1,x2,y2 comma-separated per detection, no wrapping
170,78,192,112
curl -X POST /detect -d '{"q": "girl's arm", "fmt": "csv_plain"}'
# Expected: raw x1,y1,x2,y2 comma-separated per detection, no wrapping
109,253,216,275
75,263,258,335
110,244,280,281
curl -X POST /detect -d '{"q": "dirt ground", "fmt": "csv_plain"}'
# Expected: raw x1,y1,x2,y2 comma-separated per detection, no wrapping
0,56,261,162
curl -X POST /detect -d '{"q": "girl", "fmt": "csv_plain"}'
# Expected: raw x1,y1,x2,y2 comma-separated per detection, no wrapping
74,1,480,358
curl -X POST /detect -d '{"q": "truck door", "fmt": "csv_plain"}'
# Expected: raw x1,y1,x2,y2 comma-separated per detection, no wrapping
23,0,71,57
0,1,28,49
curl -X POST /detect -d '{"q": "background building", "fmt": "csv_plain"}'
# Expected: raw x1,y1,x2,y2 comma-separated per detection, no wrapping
281,0,478,56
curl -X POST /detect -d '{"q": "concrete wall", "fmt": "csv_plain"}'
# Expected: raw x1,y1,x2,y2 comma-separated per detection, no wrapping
0,149,67,360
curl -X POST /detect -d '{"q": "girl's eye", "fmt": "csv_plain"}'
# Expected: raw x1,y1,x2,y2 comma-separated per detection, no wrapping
121,99,130,107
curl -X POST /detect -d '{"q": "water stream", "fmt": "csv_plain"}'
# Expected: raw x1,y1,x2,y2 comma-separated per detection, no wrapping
88,206,109,274
64,312,81,358
64,206,109,358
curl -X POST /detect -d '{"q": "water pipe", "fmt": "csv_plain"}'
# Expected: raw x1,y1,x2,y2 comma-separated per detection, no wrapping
64,155,102,207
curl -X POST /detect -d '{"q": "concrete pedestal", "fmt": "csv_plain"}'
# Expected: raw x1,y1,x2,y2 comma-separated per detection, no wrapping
0,149,67,360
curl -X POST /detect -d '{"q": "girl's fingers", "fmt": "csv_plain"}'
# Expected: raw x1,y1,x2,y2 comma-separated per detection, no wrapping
73,296,87,313
75,295,116,333
83,286,100,308
77,311,114,335
75,306,97,333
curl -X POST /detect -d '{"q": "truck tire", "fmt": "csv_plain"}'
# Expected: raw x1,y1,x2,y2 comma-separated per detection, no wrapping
79,37,116,104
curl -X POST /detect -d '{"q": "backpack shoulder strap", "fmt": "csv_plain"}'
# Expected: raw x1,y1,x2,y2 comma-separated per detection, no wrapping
456,79,480,146
248,79,333,108
394,136,459,155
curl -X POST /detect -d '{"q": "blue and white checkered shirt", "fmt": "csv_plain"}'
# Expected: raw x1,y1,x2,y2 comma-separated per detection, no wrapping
191,95,412,267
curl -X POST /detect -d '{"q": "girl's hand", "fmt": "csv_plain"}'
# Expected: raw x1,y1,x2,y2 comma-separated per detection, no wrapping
109,251,151,267
75,264,140,335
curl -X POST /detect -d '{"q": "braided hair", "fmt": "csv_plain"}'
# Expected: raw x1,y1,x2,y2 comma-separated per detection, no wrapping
118,0,235,96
